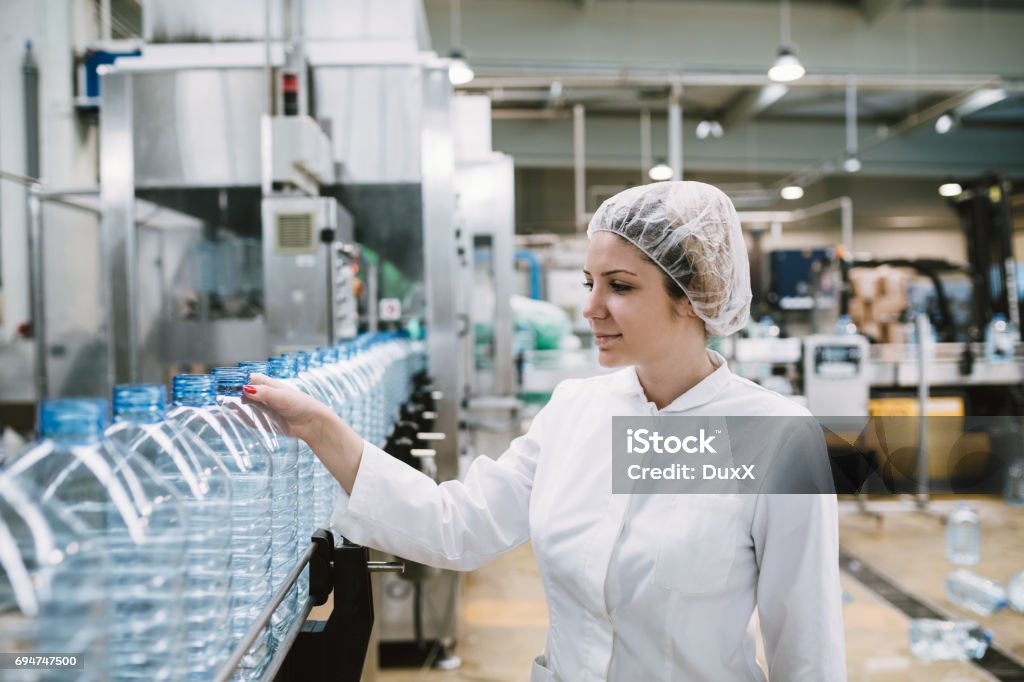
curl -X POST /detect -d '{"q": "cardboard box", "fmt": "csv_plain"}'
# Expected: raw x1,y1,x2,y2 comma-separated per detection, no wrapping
849,269,879,299
880,321,908,344
876,268,909,298
848,297,873,326
872,295,908,322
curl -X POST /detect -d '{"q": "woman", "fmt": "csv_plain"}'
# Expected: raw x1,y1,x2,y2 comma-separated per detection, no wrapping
244,181,847,681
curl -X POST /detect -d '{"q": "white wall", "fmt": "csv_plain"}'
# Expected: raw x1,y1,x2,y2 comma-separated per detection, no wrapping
0,0,99,340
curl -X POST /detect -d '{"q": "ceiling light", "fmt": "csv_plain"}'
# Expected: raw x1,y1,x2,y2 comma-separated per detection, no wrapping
448,50,474,86
769,1,804,83
934,114,956,135
955,88,1008,117
843,156,862,173
648,160,673,182
938,182,963,198
768,47,805,83
780,185,804,200
696,120,724,139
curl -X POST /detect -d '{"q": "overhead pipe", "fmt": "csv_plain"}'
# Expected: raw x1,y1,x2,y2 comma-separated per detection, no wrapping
463,70,1018,93
573,103,586,232
738,196,854,251
667,83,683,181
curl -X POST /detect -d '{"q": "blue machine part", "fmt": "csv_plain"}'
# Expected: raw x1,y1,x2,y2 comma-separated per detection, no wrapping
77,48,141,108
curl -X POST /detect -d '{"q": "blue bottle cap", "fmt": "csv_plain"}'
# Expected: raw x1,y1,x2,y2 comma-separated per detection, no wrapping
238,361,269,375
266,356,296,379
39,398,109,443
172,374,217,407
211,367,250,395
112,384,167,423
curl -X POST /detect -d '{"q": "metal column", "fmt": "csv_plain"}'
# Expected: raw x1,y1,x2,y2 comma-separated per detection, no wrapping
99,70,139,386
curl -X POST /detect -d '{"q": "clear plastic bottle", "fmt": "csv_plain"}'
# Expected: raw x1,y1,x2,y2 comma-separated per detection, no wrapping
214,366,299,648
266,356,314,631
984,313,1018,363
0,475,108,681
4,399,187,680
833,314,857,336
1004,458,1024,506
1009,571,1024,612
272,355,318,539
167,374,273,680
107,383,234,677
946,570,1008,616
945,503,980,566
908,618,990,661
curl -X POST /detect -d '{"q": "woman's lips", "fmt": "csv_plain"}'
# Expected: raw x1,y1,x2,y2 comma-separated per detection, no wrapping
594,334,622,347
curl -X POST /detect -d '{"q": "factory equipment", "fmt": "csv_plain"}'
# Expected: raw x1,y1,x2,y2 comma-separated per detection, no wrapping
93,0,473,671
803,334,871,417
261,195,357,352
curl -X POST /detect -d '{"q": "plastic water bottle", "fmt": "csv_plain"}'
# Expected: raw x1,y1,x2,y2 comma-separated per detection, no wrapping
1006,571,1024,612
908,618,990,661
985,313,1018,362
946,503,979,565
167,374,273,680
4,399,187,680
273,355,318,539
1004,458,1024,506
0,474,108,681
107,383,234,677
214,366,299,647
946,569,1008,615
833,314,857,336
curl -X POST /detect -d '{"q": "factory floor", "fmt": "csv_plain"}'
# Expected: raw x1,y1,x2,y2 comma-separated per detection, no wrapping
377,496,1024,682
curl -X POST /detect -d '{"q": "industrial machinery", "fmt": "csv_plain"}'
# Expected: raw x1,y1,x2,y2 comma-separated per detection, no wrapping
87,0,507,673
802,334,870,417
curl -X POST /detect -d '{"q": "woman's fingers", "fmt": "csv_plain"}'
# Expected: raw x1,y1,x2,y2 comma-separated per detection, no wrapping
242,382,291,412
243,380,328,441
247,372,291,390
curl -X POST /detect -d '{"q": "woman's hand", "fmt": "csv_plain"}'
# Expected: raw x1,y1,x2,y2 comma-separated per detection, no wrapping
244,373,364,493
242,373,332,442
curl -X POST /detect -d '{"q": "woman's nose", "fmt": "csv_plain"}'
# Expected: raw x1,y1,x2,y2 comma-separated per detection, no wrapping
582,289,605,320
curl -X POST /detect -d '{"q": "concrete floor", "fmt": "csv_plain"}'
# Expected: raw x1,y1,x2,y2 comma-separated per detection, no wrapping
376,496,1024,681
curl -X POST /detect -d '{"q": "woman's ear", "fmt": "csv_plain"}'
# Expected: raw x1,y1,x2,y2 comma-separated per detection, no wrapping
674,296,701,320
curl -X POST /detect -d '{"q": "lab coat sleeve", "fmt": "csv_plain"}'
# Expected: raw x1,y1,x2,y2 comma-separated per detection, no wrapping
752,424,846,680
330,390,560,571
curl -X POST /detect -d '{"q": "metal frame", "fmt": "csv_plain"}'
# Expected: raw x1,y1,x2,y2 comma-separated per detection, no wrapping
99,69,139,386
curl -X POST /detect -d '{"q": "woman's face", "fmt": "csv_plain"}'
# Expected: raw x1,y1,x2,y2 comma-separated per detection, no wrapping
583,231,700,368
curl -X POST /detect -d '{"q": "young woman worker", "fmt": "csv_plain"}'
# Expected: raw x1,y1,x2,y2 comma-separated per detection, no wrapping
245,181,847,681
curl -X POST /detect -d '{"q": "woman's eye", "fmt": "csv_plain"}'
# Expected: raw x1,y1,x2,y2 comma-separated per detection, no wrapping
610,282,633,293
582,281,594,291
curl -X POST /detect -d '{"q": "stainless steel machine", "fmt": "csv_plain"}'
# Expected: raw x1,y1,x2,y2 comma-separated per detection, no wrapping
802,334,871,417
96,0,478,672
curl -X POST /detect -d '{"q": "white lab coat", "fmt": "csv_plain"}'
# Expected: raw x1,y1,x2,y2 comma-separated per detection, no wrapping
331,350,846,681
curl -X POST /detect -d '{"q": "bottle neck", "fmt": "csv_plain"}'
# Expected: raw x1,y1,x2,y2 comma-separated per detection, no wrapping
113,406,165,424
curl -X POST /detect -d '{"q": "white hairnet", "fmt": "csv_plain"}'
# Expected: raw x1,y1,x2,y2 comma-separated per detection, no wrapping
587,181,751,337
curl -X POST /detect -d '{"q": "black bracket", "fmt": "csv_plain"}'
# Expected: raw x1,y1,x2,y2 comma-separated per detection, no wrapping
275,534,375,682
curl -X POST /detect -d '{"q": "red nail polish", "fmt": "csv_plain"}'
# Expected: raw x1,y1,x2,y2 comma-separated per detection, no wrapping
243,384,257,395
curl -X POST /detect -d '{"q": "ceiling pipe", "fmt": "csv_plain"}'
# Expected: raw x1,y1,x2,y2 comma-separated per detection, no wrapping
462,71,1019,93
738,196,854,250
771,78,1002,194
668,83,683,181
573,103,587,233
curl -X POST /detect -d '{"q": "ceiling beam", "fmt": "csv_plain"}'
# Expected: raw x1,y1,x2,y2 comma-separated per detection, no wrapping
721,84,790,128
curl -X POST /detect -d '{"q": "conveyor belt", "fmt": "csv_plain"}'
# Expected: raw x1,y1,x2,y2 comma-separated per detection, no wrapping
839,549,1024,681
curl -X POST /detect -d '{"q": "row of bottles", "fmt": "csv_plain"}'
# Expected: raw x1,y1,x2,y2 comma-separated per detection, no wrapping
911,501,1024,662
0,332,427,680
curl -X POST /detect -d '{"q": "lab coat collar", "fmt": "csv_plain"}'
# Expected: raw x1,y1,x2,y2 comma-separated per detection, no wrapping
616,349,732,414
